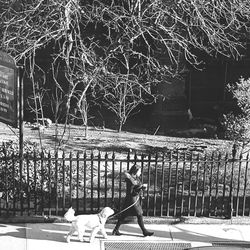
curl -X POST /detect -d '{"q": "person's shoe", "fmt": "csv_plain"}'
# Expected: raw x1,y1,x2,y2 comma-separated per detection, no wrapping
143,231,154,237
112,229,122,236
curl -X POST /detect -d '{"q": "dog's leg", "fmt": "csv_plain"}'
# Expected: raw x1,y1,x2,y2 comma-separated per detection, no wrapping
66,226,76,243
89,226,100,243
100,226,108,239
78,227,85,242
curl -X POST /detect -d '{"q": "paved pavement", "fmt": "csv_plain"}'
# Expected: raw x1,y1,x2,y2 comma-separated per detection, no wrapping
1,219,250,250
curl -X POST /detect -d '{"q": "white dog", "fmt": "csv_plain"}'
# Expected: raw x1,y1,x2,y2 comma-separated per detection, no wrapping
64,207,114,243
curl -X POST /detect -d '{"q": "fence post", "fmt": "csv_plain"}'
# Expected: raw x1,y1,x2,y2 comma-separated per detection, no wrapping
69,152,72,207
222,153,228,217
90,151,94,212
214,153,221,216
188,152,193,216
167,151,172,216
11,152,16,216
26,153,31,216
153,153,158,216
104,152,108,207
208,152,215,217
194,153,200,217
201,153,207,216
181,152,186,216
174,151,179,216
228,144,237,218
146,154,151,216
111,152,115,206
48,151,51,216
76,151,79,213
3,147,9,216
160,153,165,217
33,151,37,215
243,152,249,216
18,66,24,216
55,151,58,216
127,151,130,171
41,151,45,216
83,151,87,213
97,151,101,210
118,161,122,211
236,152,243,216
62,151,65,214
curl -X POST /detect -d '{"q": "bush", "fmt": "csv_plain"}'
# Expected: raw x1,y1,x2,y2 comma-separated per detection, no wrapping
223,77,250,146
0,141,45,201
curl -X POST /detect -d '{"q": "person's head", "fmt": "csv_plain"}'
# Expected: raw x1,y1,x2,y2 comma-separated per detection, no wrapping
128,164,141,177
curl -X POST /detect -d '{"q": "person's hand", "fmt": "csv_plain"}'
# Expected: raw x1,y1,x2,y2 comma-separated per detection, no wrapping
142,184,148,190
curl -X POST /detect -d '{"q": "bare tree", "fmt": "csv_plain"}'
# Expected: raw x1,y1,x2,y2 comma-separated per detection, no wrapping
97,73,153,131
0,0,97,148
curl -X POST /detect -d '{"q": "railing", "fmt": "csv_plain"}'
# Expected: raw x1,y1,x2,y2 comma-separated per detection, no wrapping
0,147,249,218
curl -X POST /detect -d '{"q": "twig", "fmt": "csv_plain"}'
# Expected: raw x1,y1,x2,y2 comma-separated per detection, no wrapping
7,125,19,138
153,125,160,135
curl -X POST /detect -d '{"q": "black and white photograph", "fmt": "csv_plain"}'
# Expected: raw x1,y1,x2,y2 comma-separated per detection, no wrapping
1,1,250,250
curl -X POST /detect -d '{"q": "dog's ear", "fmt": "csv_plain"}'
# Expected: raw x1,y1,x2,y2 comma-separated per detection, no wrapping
99,207,109,218
99,209,105,218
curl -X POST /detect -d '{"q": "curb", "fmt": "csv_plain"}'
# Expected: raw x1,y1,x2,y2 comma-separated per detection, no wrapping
1,215,250,225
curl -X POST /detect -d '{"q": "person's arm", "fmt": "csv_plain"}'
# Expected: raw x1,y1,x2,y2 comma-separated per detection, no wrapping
125,172,144,196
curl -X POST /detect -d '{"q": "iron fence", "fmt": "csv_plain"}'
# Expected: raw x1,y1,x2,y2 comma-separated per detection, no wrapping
0,147,249,218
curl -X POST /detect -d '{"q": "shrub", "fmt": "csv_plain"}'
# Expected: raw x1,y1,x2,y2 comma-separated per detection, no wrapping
223,77,250,146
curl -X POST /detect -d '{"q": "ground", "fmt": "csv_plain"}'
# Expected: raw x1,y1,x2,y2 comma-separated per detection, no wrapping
0,121,233,154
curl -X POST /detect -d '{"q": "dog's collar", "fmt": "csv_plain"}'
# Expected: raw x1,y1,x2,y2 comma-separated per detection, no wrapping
98,214,103,224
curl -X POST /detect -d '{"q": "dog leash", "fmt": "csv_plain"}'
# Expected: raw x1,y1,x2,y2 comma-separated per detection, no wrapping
109,196,140,219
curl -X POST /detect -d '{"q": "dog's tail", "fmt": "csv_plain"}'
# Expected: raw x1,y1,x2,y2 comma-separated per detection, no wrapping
64,207,77,222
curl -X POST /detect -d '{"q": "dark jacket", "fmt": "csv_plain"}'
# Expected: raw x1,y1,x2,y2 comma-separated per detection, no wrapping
121,172,144,216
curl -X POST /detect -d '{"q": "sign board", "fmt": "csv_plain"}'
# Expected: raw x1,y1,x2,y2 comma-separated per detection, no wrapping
0,51,18,127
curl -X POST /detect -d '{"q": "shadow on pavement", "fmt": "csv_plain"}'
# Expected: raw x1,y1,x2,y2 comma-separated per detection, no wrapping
0,223,70,243
0,223,115,243
105,223,250,244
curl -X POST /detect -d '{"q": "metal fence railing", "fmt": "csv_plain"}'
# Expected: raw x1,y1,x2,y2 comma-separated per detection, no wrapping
0,147,249,218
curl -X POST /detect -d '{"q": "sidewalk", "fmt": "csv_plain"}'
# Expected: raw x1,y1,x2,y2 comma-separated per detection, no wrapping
1,218,250,250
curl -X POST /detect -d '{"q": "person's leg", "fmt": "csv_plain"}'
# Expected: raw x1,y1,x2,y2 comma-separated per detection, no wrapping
112,218,122,235
112,213,126,235
137,215,154,236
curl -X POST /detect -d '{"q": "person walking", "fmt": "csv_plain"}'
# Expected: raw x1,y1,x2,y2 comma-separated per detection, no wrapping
112,164,154,237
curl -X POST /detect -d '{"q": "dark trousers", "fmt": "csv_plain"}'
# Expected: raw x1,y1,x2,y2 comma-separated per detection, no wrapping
113,213,148,234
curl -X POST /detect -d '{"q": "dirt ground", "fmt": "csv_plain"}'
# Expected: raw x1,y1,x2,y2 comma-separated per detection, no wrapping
0,121,233,154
